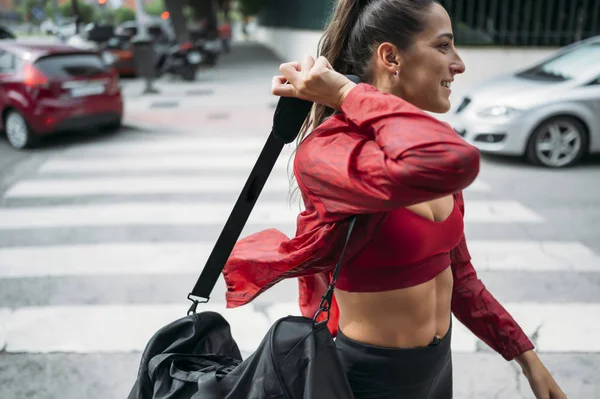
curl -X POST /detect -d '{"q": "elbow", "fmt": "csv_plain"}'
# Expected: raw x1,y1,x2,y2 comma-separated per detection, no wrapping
446,145,481,192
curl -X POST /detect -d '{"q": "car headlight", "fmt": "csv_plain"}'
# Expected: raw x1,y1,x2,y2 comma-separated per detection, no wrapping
102,51,116,65
477,106,522,118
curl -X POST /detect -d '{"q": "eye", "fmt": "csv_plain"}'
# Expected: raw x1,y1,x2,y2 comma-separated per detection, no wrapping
438,42,450,51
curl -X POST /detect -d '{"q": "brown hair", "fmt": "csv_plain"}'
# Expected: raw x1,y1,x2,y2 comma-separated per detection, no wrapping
288,0,437,205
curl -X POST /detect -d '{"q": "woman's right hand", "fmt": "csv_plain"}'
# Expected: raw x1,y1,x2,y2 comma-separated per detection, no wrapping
271,55,357,111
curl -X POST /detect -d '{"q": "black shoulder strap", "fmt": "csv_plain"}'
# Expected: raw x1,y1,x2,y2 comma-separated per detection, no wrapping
187,75,361,314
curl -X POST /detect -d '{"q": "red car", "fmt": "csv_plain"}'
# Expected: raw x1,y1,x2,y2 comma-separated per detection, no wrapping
0,41,123,149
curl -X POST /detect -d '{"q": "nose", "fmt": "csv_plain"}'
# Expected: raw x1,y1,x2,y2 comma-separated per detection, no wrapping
450,53,466,76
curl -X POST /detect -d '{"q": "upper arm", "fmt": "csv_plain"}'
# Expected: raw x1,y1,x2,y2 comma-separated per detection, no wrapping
295,128,479,221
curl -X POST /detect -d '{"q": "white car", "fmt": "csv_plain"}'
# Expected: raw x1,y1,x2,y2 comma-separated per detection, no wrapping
451,35,600,168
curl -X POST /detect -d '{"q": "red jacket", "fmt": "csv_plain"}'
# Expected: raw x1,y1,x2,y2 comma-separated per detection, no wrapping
223,83,535,361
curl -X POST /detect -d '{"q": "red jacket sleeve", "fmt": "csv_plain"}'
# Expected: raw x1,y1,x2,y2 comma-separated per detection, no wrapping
294,83,481,220
450,191,535,361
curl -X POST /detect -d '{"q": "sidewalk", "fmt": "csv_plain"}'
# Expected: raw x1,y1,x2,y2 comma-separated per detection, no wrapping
121,42,284,134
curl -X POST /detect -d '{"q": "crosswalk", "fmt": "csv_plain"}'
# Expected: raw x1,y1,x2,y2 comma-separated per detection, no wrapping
1,131,599,366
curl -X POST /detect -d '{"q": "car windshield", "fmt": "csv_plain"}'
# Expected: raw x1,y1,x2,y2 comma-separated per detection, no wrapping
518,42,600,81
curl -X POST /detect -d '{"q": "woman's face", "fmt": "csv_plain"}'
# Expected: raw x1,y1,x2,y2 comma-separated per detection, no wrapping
384,3,466,114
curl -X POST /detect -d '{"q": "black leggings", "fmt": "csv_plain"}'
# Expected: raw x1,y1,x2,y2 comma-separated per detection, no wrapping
335,324,453,399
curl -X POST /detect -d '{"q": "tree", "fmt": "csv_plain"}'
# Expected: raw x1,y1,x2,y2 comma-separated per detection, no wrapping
145,0,166,17
58,0,95,24
113,7,135,25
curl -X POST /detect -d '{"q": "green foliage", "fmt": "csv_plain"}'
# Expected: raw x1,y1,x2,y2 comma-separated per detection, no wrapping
113,7,136,25
145,0,166,16
48,0,96,24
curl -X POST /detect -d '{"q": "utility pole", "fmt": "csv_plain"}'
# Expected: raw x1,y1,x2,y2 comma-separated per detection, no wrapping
133,0,159,94
71,0,80,34
164,0,190,45
52,0,60,23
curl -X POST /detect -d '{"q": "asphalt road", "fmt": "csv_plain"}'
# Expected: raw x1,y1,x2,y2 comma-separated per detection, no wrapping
1,43,600,399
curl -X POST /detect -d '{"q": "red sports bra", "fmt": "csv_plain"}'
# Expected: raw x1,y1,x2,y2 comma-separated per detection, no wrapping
336,199,464,292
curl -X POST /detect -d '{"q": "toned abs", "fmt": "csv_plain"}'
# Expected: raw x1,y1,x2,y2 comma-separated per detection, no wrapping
335,195,455,348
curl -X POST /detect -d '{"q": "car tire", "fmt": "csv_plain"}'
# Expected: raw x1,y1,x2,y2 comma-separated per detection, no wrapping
182,67,196,81
103,117,122,132
525,116,588,168
5,110,36,150
204,53,218,67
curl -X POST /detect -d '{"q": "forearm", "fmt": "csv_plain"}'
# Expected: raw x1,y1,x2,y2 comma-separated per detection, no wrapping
451,260,535,361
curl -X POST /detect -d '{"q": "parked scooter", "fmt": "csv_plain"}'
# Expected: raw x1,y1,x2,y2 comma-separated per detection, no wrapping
157,41,203,81
190,29,222,67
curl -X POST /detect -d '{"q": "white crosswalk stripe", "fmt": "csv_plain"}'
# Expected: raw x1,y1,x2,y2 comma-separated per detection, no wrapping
0,199,543,229
2,175,493,197
1,240,599,278
1,302,598,354
0,133,598,362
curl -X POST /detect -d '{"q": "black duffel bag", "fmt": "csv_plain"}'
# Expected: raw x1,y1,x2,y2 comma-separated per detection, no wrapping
127,78,362,399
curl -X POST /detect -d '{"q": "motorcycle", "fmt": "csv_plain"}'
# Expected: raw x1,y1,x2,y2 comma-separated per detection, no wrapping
157,41,203,81
190,29,222,67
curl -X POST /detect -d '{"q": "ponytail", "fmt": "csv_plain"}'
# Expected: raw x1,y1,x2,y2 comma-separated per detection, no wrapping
297,0,363,144
288,0,365,207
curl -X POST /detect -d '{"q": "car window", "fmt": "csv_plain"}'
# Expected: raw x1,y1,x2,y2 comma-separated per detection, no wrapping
0,50,16,73
0,27,15,40
34,54,108,78
518,42,600,81
105,36,131,50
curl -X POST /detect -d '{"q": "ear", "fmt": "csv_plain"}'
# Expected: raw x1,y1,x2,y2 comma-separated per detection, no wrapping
375,42,401,75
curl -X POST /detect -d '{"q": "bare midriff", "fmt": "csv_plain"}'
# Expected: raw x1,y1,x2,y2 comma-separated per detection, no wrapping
334,196,455,348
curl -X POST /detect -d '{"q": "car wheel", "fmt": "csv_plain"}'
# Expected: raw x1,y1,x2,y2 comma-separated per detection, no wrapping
103,116,122,132
182,66,196,81
5,110,36,150
526,116,588,168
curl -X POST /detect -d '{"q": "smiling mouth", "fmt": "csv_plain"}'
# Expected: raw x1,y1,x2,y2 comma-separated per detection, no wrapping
441,81,452,89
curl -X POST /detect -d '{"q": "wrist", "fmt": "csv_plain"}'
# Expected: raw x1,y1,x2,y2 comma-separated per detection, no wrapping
337,81,357,110
515,349,540,374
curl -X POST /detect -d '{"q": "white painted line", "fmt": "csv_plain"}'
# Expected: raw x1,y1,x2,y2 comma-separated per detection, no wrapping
2,240,599,279
463,201,544,223
468,241,600,272
0,202,297,229
38,155,294,174
503,303,600,353
0,303,270,354
0,200,538,230
34,156,491,194
1,303,596,353
5,175,492,198
0,243,216,277
63,137,297,156
4,175,296,198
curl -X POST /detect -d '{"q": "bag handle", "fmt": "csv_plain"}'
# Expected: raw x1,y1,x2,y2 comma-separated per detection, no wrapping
187,75,362,315
313,215,356,325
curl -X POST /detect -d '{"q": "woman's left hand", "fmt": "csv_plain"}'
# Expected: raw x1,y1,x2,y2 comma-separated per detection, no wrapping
521,357,568,399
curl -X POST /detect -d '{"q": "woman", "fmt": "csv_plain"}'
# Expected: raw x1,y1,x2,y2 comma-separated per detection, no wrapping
223,0,567,398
